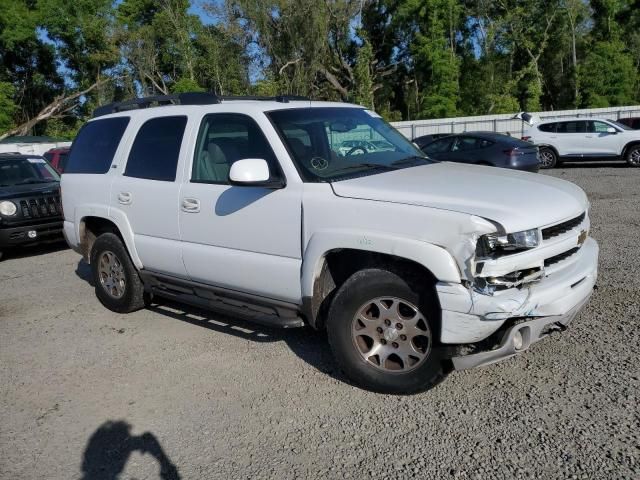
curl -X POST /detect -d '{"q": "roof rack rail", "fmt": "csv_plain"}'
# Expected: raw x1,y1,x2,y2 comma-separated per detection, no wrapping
92,92,221,118
92,92,312,118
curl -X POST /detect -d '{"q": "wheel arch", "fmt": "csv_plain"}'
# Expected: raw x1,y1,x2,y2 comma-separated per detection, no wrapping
537,144,559,157
621,141,640,158
78,215,142,268
301,232,461,330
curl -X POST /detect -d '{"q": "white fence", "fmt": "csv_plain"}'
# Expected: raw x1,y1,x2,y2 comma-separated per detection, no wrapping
0,141,72,156
390,105,640,139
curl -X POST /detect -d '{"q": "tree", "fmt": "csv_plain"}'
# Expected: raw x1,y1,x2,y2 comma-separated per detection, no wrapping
579,40,637,107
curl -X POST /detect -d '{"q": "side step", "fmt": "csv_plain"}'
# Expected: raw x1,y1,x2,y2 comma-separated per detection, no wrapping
139,271,305,329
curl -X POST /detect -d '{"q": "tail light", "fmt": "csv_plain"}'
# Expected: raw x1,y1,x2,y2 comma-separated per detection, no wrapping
521,136,532,142
503,148,525,156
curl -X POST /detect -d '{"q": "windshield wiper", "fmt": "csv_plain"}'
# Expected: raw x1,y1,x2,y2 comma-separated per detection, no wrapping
391,155,432,166
15,179,57,185
330,163,399,175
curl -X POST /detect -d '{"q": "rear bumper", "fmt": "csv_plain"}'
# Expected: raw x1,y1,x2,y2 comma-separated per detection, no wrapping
0,220,63,248
451,295,590,370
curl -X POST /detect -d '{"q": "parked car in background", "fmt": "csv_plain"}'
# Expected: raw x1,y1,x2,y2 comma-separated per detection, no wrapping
522,117,640,168
421,132,540,172
61,93,598,394
43,147,71,173
0,153,63,260
412,133,450,150
617,117,640,130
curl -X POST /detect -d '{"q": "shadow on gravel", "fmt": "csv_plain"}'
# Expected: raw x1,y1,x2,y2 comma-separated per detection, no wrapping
74,260,345,384
76,259,94,286
81,420,180,480
1,239,68,261
148,298,343,383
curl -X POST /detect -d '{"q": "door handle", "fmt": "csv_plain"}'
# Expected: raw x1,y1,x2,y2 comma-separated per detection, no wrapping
181,198,200,213
118,192,132,205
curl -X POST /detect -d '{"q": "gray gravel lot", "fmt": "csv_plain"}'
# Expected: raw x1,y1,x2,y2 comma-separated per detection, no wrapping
1,163,639,480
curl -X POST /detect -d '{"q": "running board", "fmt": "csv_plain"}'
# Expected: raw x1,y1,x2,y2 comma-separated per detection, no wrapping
139,271,305,329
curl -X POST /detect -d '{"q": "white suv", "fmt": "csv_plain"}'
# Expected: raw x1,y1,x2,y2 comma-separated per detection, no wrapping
523,116,640,168
61,93,599,393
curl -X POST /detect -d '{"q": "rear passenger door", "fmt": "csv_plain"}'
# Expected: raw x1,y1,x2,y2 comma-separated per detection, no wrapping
179,113,303,303
110,115,189,277
555,121,588,156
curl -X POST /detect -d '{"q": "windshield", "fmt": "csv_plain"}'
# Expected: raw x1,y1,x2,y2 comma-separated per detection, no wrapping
267,107,430,182
0,157,60,187
607,119,632,131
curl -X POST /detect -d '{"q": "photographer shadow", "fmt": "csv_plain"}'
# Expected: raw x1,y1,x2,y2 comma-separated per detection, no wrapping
80,420,180,480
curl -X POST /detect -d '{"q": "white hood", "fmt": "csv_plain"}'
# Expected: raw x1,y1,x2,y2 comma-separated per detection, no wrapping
331,162,588,232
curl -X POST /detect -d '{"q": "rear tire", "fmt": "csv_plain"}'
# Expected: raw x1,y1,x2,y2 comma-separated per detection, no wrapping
538,147,557,169
326,268,448,394
625,145,640,167
90,233,146,313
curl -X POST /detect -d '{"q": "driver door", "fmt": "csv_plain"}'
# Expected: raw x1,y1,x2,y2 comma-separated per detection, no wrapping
179,113,303,303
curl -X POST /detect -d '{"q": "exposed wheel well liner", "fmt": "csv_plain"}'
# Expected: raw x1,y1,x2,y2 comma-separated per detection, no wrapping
79,216,122,263
305,249,441,334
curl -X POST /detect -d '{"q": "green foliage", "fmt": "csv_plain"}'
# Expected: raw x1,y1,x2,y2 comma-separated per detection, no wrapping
1,0,640,135
171,77,206,93
579,40,637,107
0,82,16,134
353,39,375,108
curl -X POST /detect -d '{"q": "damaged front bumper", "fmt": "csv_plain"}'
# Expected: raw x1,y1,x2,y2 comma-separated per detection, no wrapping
436,237,598,369
451,296,588,370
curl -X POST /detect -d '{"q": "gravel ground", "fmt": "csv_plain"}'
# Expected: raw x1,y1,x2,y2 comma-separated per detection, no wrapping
1,163,639,480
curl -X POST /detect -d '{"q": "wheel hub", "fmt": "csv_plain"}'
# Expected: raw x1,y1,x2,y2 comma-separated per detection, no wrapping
383,327,399,342
351,296,432,373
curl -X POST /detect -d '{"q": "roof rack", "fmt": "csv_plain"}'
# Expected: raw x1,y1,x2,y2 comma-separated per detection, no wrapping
92,93,311,118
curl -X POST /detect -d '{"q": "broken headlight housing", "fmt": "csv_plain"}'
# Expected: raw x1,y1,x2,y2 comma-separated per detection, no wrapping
477,229,539,257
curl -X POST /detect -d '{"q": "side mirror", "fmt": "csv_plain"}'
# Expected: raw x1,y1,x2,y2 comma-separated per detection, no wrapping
228,158,284,188
606,127,617,134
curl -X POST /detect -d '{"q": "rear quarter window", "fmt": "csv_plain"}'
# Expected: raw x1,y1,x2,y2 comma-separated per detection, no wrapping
124,116,187,182
538,123,556,133
65,117,130,174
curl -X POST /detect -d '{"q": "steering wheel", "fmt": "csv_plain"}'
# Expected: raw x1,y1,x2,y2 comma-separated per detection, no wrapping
347,146,367,156
310,156,329,170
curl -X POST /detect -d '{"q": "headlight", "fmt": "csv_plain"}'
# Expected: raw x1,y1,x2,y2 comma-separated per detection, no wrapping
0,200,17,216
478,228,539,256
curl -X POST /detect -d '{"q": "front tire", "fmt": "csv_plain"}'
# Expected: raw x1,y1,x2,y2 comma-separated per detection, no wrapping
625,145,640,167
326,268,447,394
538,147,557,169
90,233,146,313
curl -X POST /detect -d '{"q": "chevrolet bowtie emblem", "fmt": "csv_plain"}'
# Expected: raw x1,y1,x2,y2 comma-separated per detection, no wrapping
577,230,588,245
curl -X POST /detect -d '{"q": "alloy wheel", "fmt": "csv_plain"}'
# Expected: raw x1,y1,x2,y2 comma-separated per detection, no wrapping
98,250,126,299
351,297,431,373
539,149,555,168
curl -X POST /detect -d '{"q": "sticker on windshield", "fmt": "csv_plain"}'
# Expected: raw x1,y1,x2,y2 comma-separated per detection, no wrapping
364,110,382,118
27,158,46,164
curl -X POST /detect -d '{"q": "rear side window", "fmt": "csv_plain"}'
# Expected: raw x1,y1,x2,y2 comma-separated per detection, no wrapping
423,137,453,154
65,117,130,174
556,121,587,133
538,123,556,132
124,116,187,182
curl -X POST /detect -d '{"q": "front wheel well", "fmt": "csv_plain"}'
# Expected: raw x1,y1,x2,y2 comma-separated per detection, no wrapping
79,216,122,263
622,141,640,157
306,249,441,332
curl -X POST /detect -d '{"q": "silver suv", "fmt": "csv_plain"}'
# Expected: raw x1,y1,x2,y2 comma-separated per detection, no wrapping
61,93,599,393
